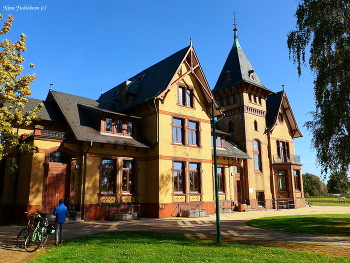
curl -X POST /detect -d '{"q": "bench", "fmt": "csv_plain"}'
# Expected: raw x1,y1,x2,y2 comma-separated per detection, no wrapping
338,197,346,203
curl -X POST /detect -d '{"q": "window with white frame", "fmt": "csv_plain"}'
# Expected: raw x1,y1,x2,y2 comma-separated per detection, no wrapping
188,121,199,146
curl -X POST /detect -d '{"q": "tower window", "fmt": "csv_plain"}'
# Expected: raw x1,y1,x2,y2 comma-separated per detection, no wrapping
254,120,258,131
253,140,262,172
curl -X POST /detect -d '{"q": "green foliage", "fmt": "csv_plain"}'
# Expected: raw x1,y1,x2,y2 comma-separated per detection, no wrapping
248,214,350,236
327,171,350,195
0,14,42,159
288,0,350,174
32,231,346,262
302,173,328,197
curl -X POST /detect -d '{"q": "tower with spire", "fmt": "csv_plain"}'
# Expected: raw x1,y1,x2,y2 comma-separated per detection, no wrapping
212,16,304,209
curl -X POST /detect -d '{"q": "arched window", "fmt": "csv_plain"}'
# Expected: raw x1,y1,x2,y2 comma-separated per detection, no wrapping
254,120,258,131
253,140,262,172
49,151,70,164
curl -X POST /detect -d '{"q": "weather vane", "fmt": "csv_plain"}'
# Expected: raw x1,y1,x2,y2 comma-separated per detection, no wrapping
231,12,237,32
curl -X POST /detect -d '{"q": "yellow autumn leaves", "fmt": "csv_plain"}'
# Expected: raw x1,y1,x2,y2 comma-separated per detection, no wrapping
0,14,42,159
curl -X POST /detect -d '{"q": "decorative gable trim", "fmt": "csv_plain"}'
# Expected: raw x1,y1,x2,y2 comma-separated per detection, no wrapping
157,46,214,104
268,92,302,138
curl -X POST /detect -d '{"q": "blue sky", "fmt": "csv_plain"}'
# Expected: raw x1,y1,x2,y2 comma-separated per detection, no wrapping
1,1,323,178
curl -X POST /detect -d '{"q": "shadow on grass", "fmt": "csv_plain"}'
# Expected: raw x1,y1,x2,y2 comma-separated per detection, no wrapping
247,214,350,236
66,231,222,247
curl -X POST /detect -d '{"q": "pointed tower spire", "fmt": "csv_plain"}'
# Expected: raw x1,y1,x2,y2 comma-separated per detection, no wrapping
232,13,241,48
212,15,271,93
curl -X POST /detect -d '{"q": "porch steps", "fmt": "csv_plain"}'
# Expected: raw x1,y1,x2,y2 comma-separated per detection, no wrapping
242,204,256,212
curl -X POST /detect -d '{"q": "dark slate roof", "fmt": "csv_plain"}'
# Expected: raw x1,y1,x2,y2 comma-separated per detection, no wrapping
265,91,284,130
215,136,250,159
4,98,66,123
98,46,191,111
213,35,270,93
49,90,149,148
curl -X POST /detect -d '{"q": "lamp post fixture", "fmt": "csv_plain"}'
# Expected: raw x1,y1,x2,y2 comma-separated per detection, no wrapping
211,99,225,243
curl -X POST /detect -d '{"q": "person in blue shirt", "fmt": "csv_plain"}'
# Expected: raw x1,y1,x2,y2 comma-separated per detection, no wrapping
53,199,69,244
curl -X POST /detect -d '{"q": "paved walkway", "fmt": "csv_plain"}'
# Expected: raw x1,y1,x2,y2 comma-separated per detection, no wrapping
1,206,350,262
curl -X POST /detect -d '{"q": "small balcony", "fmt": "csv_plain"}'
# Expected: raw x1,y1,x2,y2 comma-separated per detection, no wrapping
272,155,301,164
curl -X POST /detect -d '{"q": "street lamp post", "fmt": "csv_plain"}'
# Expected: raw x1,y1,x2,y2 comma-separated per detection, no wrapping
211,99,224,243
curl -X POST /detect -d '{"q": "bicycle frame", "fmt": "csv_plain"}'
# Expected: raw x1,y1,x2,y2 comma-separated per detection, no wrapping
24,214,49,252
16,212,39,248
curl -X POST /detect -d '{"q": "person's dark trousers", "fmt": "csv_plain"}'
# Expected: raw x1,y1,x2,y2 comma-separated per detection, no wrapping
55,222,65,243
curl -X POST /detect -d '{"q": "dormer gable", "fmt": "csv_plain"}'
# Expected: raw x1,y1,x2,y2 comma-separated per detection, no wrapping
266,90,302,138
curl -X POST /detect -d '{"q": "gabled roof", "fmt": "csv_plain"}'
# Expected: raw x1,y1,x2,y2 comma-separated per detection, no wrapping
4,98,66,123
266,90,303,138
47,90,149,148
98,46,190,110
213,33,271,93
98,45,214,111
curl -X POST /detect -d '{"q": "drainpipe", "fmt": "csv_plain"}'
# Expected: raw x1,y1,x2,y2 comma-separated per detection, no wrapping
153,98,159,147
147,98,159,148
82,141,93,220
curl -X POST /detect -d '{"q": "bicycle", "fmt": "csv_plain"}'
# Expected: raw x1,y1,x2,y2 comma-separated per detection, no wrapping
16,212,39,248
24,213,49,252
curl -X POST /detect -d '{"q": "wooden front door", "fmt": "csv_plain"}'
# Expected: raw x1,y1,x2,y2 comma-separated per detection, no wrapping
46,163,67,211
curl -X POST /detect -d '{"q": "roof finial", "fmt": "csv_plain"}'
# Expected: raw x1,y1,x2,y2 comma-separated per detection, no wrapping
232,12,238,39
50,83,53,91
282,85,285,91
190,38,192,47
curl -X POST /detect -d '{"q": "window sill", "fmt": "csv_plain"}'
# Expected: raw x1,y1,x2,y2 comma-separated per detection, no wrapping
172,142,185,146
122,192,134,195
100,132,134,138
176,103,195,109
173,192,185,195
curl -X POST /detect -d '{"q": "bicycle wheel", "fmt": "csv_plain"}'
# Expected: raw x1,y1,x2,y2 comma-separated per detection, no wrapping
16,227,29,248
41,228,49,247
24,232,41,252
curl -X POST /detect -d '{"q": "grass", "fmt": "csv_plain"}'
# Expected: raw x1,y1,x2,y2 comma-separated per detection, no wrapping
306,198,350,206
31,231,349,263
248,214,350,236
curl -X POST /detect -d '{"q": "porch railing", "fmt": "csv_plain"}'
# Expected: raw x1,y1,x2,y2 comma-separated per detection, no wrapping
272,155,301,164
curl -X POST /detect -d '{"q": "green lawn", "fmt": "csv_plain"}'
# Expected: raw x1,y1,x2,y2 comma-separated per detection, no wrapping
32,231,349,263
248,214,350,236
306,198,350,206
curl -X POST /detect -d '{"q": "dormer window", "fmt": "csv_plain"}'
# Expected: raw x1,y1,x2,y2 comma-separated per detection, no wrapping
105,118,113,132
248,70,255,80
101,116,135,137
116,119,123,134
225,71,232,81
211,135,225,148
217,136,223,147
126,121,133,135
